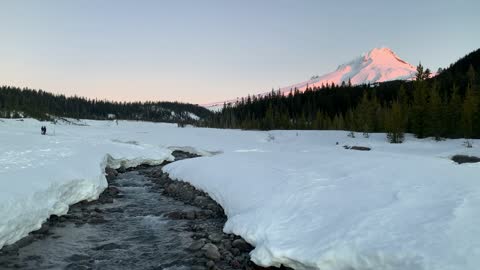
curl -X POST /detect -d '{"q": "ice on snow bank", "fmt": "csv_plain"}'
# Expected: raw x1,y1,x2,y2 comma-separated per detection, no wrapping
164,149,480,270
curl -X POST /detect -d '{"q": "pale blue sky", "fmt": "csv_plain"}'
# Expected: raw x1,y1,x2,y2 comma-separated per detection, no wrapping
0,0,478,104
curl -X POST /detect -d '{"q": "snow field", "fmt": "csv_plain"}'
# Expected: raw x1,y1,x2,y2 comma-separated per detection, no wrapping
1,118,479,270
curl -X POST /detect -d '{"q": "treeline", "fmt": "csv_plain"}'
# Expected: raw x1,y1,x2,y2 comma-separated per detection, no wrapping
203,49,480,143
0,86,212,123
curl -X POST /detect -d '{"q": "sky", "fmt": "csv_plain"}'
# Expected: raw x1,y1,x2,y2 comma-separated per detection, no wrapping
0,0,479,104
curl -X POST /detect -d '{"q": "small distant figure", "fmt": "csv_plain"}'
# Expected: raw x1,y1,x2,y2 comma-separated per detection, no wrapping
336,142,339,145
41,126,47,135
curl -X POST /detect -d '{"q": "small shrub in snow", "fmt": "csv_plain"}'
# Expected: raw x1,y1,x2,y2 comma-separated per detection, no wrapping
267,133,275,142
387,132,405,144
347,131,355,138
463,140,473,148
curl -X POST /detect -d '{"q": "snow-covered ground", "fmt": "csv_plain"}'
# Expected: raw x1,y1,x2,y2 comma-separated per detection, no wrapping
1,119,479,270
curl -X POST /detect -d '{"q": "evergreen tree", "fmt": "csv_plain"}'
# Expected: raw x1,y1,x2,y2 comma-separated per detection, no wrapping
345,109,356,132
396,85,410,131
355,91,372,137
461,84,478,141
467,65,480,138
426,83,444,140
415,63,425,81
313,111,325,130
411,65,429,138
333,114,345,130
369,93,382,132
385,100,406,143
447,84,462,137
264,103,274,130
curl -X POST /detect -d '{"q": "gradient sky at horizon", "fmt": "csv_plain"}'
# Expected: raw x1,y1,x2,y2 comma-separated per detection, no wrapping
1,0,479,104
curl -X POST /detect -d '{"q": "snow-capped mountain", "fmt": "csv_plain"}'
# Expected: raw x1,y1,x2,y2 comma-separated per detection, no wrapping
204,48,417,110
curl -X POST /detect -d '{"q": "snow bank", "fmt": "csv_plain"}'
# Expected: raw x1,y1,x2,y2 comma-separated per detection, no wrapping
0,119,172,249
164,136,480,270
0,119,263,250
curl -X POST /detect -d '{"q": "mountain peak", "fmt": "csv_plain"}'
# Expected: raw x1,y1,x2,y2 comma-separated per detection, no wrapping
203,48,418,110
364,47,413,67
366,47,395,58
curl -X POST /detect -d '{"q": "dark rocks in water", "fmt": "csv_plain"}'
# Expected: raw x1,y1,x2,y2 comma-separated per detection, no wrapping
206,260,216,268
166,183,179,194
65,263,91,270
229,259,242,269
208,233,223,243
166,211,185,220
31,223,49,235
93,243,124,251
97,196,114,204
221,239,232,251
191,266,208,270
116,166,126,173
106,207,124,213
231,248,240,256
105,167,118,180
48,215,60,223
188,239,206,251
194,196,209,206
185,210,196,220
452,155,480,164
232,239,251,252
87,217,107,224
102,186,120,197
203,243,221,261
67,254,90,262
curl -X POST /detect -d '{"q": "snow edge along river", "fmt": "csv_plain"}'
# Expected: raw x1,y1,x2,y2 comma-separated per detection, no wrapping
0,151,179,249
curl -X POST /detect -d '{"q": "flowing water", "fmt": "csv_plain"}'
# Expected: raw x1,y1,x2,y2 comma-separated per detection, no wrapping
0,162,208,270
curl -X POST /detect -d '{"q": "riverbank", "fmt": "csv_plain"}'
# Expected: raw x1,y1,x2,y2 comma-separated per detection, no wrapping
0,151,290,269
2,119,479,270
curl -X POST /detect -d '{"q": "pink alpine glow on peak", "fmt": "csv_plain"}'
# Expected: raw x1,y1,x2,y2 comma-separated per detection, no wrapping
204,48,418,110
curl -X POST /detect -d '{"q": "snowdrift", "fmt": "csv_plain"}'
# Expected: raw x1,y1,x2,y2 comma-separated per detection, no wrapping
164,149,480,270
